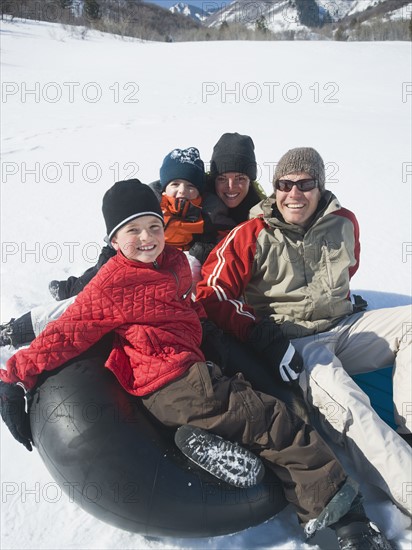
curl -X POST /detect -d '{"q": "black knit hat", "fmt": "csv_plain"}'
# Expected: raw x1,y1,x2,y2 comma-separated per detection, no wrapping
102,179,163,240
160,147,205,192
274,147,325,193
210,133,257,181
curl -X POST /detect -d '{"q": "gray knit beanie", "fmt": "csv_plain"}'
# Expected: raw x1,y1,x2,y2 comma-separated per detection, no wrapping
273,147,325,193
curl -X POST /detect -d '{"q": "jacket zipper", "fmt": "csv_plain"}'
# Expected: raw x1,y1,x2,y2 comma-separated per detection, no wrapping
168,268,192,300
323,240,333,287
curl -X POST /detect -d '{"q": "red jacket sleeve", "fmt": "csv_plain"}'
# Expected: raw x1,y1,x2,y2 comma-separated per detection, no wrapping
1,267,125,389
196,219,264,341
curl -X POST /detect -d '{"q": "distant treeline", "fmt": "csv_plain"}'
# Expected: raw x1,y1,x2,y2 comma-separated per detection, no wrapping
1,0,411,41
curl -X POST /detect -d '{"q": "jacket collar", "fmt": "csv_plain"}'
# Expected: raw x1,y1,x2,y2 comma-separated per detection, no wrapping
263,190,341,233
115,248,167,269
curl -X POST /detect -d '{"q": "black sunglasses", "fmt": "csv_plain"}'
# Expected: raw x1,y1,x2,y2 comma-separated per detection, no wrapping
275,178,318,192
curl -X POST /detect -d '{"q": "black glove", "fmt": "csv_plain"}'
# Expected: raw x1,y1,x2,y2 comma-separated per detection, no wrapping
351,294,368,313
248,319,304,384
189,241,216,265
0,381,33,451
50,246,116,301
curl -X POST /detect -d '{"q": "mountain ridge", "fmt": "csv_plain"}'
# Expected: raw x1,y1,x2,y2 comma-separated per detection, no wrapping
2,0,410,40
169,0,411,38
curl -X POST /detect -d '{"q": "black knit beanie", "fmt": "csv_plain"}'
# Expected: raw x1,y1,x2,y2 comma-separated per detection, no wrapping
102,179,163,240
274,147,325,193
159,147,205,192
210,133,257,181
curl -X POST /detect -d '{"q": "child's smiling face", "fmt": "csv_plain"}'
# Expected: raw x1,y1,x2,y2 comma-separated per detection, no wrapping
164,179,200,200
111,215,165,263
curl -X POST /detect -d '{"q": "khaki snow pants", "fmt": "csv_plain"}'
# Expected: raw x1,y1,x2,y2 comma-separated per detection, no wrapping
292,305,412,516
141,361,347,524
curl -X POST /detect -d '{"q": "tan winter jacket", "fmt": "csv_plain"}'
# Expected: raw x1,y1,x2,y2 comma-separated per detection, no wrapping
196,191,360,340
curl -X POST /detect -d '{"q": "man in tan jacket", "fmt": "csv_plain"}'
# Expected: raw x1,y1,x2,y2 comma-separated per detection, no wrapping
197,147,411,519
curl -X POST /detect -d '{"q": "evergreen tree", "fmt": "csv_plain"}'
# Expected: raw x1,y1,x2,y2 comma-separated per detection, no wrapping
58,0,73,8
334,25,346,41
1,0,13,19
255,15,268,34
84,0,100,20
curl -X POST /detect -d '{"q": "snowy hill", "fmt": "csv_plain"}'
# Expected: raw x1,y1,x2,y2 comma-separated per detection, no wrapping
0,16,411,550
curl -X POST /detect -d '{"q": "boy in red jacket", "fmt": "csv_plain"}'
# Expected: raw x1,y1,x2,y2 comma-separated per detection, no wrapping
0,180,393,549
0,147,234,350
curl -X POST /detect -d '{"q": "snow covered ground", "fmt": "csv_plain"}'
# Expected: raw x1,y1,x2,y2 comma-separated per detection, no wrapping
0,17,411,550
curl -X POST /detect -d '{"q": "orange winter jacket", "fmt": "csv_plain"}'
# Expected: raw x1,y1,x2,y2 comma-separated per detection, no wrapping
2,246,206,395
161,195,205,250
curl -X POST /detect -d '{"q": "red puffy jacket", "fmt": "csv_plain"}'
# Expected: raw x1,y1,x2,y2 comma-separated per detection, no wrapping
2,246,205,395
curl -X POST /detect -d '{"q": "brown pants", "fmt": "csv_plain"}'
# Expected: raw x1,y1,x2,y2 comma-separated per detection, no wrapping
141,361,347,524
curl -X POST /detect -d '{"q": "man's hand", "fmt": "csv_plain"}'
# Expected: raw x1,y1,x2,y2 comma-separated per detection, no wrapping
0,381,33,451
248,318,304,385
278,343,303,383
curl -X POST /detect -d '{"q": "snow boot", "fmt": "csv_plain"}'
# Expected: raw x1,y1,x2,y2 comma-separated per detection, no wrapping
335,522,394,550
0,319,14,347
174,424,265,488
304,477,361,538
304,478,394,550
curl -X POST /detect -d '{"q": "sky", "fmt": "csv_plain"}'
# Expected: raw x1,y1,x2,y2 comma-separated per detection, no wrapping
149,0,223,9
0,14,411,550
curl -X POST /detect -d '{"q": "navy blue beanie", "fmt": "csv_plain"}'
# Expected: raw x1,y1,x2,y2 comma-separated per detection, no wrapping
159,147,205,192
102,179,163,240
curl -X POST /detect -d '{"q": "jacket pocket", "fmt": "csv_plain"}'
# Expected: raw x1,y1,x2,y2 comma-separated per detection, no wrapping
322,239,334,288
184,361,217,400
